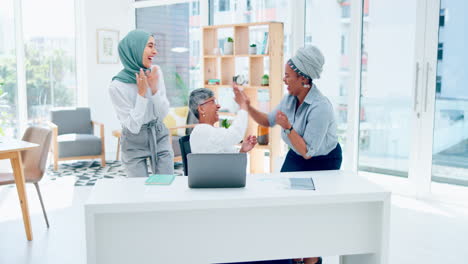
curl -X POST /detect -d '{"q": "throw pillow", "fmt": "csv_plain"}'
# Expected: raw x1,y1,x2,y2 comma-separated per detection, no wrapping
163,106,189,136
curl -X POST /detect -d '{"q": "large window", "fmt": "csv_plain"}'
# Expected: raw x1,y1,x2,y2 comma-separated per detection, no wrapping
213,0,290,32
212,0,292,112
358,0,417,177
212,0,292,57
0,0,77,136
22,0,77,125
305,0,358,163
0,0,18,137
136,1,201,107
431,0,468,186
217,0,230,12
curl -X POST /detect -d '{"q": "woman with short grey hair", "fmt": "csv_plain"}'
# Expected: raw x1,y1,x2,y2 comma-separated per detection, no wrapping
188,88,214,119
189,87,257,154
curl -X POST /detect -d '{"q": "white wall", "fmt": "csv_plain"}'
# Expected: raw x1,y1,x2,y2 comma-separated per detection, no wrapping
81,0,132,159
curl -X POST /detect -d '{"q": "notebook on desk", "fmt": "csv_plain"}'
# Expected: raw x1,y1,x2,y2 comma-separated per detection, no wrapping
145,174,175,185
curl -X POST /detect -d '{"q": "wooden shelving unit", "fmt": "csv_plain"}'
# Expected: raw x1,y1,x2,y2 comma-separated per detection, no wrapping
202,22,284,173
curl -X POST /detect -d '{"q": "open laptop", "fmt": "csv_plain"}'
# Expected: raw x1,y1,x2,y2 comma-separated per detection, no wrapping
187,153,247,188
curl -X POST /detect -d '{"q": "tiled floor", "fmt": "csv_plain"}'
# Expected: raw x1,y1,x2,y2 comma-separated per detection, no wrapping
1,176,468,264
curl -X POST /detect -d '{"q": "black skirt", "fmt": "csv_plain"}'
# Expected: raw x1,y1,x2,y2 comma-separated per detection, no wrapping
280,143,342,172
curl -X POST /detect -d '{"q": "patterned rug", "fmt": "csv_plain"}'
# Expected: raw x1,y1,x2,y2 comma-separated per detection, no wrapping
47,160,184,186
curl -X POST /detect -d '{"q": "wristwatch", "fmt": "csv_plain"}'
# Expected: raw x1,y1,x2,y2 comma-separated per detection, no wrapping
284,125,293,135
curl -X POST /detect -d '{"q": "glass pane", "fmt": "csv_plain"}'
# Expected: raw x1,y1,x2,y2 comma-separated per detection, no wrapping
305,0,355,161
358,0,418,176
22,0,77,125
0,0,18,137
136,1,202,107
432,0,468,186
213,0,291,58
213,0,292,112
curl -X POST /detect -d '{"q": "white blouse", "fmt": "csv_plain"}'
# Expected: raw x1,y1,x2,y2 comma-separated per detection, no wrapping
109,66,170,134
190,110,248,153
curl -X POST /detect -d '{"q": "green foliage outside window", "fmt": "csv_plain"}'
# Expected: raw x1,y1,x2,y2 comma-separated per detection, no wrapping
0,44,75,129
0,80,10,136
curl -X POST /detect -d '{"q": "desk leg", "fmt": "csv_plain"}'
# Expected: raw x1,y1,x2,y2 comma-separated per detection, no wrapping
11,151,33,241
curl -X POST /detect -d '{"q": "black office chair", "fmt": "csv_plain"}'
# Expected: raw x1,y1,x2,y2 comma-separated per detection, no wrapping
178,135,191,176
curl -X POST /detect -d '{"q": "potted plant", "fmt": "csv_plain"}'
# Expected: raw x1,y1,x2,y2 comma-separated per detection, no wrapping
224,37,234,55
261,74,269,86
249,43,257,55
221,118,231,129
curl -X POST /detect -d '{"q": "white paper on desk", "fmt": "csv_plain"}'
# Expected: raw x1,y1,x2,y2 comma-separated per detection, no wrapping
289,177,316,190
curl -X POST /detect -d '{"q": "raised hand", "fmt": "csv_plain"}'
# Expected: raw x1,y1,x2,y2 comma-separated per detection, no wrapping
145,66,159,95
233,84,248,110
135,69,149,97
241,90,250,107
240,135,257,153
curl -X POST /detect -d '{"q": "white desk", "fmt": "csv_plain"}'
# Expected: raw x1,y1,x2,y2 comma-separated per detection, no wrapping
85,170,390,264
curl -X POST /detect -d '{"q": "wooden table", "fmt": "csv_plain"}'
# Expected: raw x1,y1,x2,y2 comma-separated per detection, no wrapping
0,139,39,241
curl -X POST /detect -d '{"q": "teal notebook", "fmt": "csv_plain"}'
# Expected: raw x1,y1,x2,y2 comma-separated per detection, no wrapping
145,174,176,185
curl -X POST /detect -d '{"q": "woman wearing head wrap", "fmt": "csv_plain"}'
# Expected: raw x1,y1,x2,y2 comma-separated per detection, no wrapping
243,45,339,263
109,30,173,178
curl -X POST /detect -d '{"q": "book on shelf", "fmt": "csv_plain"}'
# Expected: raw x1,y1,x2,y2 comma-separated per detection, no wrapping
261,32,269,55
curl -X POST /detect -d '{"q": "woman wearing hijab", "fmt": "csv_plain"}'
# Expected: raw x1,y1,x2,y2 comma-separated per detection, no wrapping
109,30,173,178
242,46,341,264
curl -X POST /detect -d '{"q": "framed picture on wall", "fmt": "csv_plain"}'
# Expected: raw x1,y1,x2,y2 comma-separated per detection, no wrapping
96,29,119,64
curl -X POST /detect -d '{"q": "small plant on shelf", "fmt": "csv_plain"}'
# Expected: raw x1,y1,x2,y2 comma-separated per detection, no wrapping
221,118,231,129
261,74,269,86
249,43,257,55
224,37,234,55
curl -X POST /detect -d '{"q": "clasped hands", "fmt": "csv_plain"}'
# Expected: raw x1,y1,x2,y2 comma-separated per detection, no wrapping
136,66,159,97
232,85,257,152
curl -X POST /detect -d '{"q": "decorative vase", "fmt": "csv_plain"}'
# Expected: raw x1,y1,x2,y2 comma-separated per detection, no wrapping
257,126,269,145
249,46,257,55
224,42,233,55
